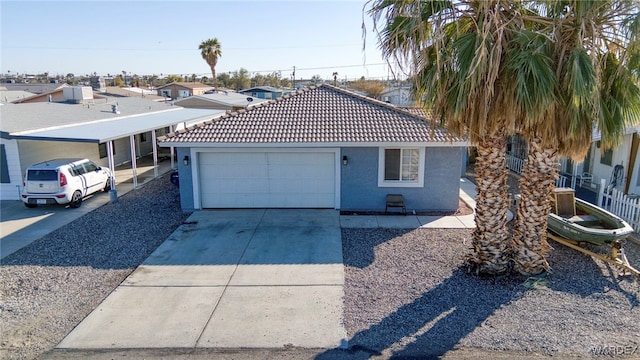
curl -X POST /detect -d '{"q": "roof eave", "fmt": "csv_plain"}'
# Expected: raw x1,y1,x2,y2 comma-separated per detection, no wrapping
158,141,469,148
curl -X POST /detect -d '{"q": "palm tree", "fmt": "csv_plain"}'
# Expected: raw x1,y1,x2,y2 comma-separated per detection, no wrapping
199,38,222,88
369,0,640,276
369,0,527,275
509,1,640,275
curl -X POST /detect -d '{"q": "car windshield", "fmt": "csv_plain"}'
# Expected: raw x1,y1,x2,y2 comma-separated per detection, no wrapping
27,170,58,181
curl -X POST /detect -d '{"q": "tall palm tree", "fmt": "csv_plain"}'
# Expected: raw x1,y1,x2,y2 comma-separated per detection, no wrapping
509,1,640,275
369,0,640,276
199,38,222,87
369,0,528,275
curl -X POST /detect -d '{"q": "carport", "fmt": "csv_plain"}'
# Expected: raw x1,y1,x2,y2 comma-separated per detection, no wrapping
9,107,223,196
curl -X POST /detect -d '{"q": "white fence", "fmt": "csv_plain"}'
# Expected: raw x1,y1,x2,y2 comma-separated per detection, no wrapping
598,179,640,232
506,154,524,174
506,154,568,188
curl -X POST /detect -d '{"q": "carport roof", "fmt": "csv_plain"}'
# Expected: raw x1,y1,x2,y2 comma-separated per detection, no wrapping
1,98,223,143
159,84,467,146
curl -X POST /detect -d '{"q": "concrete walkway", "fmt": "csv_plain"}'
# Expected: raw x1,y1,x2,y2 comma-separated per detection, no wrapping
58,209,347,349
340,178,477,229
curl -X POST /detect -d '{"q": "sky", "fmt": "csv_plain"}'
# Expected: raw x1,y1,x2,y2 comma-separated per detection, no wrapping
1,0,402,81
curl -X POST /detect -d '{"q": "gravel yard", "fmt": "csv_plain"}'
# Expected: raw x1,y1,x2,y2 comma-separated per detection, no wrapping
1,172,639,359
0,175,188,360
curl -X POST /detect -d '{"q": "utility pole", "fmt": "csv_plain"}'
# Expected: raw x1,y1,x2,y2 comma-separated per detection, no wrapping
292,66,296,89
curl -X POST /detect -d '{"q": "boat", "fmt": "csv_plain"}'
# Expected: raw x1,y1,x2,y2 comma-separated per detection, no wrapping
547,188,634,245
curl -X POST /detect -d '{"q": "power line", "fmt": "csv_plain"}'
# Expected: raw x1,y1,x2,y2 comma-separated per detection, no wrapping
245,63,387,75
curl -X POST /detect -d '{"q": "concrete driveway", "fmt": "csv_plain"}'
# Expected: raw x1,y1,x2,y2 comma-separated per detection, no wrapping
58,209,347,349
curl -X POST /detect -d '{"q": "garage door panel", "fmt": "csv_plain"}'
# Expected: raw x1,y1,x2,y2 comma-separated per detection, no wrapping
199,152,335,208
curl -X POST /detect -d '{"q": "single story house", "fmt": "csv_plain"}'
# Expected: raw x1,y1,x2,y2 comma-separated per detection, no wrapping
173,91,267,112
238,86,284,100
155,82,214,100
0,90,38,103
0,82,68,95
380,86,413,106
0,87,223,200
100,86,166,101
558,126,640,194
159,84,467,212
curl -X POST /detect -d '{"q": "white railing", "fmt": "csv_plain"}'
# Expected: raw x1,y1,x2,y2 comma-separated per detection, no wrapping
507,154,569,188
506,154,524,174
598,179,640,232
555,175,567,188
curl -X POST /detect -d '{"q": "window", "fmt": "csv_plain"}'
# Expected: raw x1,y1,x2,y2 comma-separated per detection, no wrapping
378,148,425,187
140,133,147,142
27,170,57,181
99,143,115,159
600,149,613,166
0,144,9,183
84,161,98,172
70,164,86,176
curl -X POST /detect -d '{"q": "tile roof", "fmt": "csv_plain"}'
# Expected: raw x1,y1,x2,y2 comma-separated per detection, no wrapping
160,84,465,145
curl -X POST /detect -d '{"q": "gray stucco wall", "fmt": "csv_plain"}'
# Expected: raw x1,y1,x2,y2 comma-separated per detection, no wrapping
177,146,463,212
340,147,462,212
175,147,195,211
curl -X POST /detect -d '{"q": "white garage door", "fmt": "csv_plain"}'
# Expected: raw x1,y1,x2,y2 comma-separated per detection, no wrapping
198,151,336,208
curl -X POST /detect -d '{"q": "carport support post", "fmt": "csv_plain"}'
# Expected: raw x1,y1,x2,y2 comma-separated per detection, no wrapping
107,140,118,202
152,130,158,178
130,135,138,189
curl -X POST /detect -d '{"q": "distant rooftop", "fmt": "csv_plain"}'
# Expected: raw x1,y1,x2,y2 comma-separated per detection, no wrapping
1,96,178,134
156,82,215,90
174,91,267,108
0,83,68,94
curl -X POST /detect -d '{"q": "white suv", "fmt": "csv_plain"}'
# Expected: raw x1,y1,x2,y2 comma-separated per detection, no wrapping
21,158,113,208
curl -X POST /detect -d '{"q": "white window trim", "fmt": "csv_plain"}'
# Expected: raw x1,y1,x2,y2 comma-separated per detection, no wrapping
378,147,425,188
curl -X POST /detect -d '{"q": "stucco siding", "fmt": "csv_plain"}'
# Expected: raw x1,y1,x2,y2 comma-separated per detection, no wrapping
177,146,462,212
589,135,633,191
341,147,461,212
17,140,101,174
176,147,195,211
0,138,23,200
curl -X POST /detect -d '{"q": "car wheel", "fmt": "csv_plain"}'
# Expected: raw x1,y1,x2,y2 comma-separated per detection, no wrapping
103,178,112,192
24,203,37,208
70,191,83,208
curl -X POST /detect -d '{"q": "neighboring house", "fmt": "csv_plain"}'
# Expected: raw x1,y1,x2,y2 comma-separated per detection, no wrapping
100,86,166,101
173,91,266,111
0,82,68,94
561,127,640,195
159,84,467,212
380,86,413,106
0,87,223,200
0,90,37,103
12,86,75,104
238,86,284,100
155,82,214,100
508,127,640,195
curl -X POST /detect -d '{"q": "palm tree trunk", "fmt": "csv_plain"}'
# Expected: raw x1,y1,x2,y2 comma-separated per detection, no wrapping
511,137,555,275
210,66,217,88
467,132,511,275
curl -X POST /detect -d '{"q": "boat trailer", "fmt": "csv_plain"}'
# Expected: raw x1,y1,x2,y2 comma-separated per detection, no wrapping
547,233,640,281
